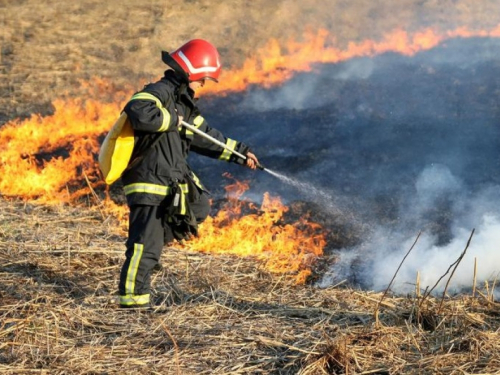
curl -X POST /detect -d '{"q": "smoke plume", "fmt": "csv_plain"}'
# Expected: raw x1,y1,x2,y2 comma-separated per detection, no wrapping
193,37,500,293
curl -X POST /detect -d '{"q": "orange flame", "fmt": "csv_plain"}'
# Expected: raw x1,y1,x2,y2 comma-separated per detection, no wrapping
0,78,131,203
2,26,500,282
0,98,112,201
185,176,326,284
200,25,500,95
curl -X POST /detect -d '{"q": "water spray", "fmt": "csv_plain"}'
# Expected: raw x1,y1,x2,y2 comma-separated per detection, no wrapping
181,121,341,214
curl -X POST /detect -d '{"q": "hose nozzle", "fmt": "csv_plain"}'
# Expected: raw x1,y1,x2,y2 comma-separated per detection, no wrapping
256,163,265,171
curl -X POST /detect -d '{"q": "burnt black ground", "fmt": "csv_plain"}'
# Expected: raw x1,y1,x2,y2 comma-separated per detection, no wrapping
192,37,500,257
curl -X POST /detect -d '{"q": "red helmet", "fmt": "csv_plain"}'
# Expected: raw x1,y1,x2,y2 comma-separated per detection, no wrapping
170,39,221,82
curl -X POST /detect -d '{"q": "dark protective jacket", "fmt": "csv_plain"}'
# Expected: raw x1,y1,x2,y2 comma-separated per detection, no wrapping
121,62,250,207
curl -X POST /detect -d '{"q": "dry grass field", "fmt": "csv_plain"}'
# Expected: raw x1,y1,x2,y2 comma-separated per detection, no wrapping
2,0,500,121
2,1,500,374
2,199,500,374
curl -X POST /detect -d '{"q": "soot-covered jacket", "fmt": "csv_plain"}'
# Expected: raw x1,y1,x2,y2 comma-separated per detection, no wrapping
121,69,250,207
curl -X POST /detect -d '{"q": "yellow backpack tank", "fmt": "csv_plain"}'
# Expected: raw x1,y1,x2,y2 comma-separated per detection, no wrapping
98,112,135,185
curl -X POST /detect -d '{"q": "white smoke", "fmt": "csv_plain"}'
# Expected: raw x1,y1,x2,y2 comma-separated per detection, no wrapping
238,58,375,112
199,38,500,297
318,165,500,295
333,58,375,81
414,164,463,208
239,74,321,111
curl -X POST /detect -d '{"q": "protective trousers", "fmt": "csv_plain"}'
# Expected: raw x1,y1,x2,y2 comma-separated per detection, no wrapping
118,191,210,307
118,205,164,307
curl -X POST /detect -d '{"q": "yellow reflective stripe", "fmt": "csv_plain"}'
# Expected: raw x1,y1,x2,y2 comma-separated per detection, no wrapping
130,92,171,132
158,107,170,131
120,294,150,306
124,183,171,196
125,243,144,296
219,138,238,161
190,172,203,190
182,116,205,136
180,190,186,215
193,116,204,128
179,183,189,215
131,92,162,107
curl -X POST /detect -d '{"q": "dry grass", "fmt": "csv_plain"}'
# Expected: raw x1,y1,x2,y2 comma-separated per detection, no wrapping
3,1,500,373
2,198,500,374
2,0,500,122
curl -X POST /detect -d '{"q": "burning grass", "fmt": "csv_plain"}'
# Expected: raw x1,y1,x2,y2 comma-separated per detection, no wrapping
2,198,500,374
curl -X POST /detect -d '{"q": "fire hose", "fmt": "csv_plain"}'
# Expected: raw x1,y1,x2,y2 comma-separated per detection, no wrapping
181,120,265,170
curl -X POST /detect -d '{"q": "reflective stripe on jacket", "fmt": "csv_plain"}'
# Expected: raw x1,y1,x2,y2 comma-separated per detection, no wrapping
121,70,250,207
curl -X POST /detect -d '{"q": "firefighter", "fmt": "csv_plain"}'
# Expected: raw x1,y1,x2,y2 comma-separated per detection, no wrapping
118,39,260,309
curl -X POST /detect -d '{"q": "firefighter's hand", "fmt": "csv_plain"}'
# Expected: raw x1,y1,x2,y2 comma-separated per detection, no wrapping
245,152,259,170
175,106,184,127
177,115,184,127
